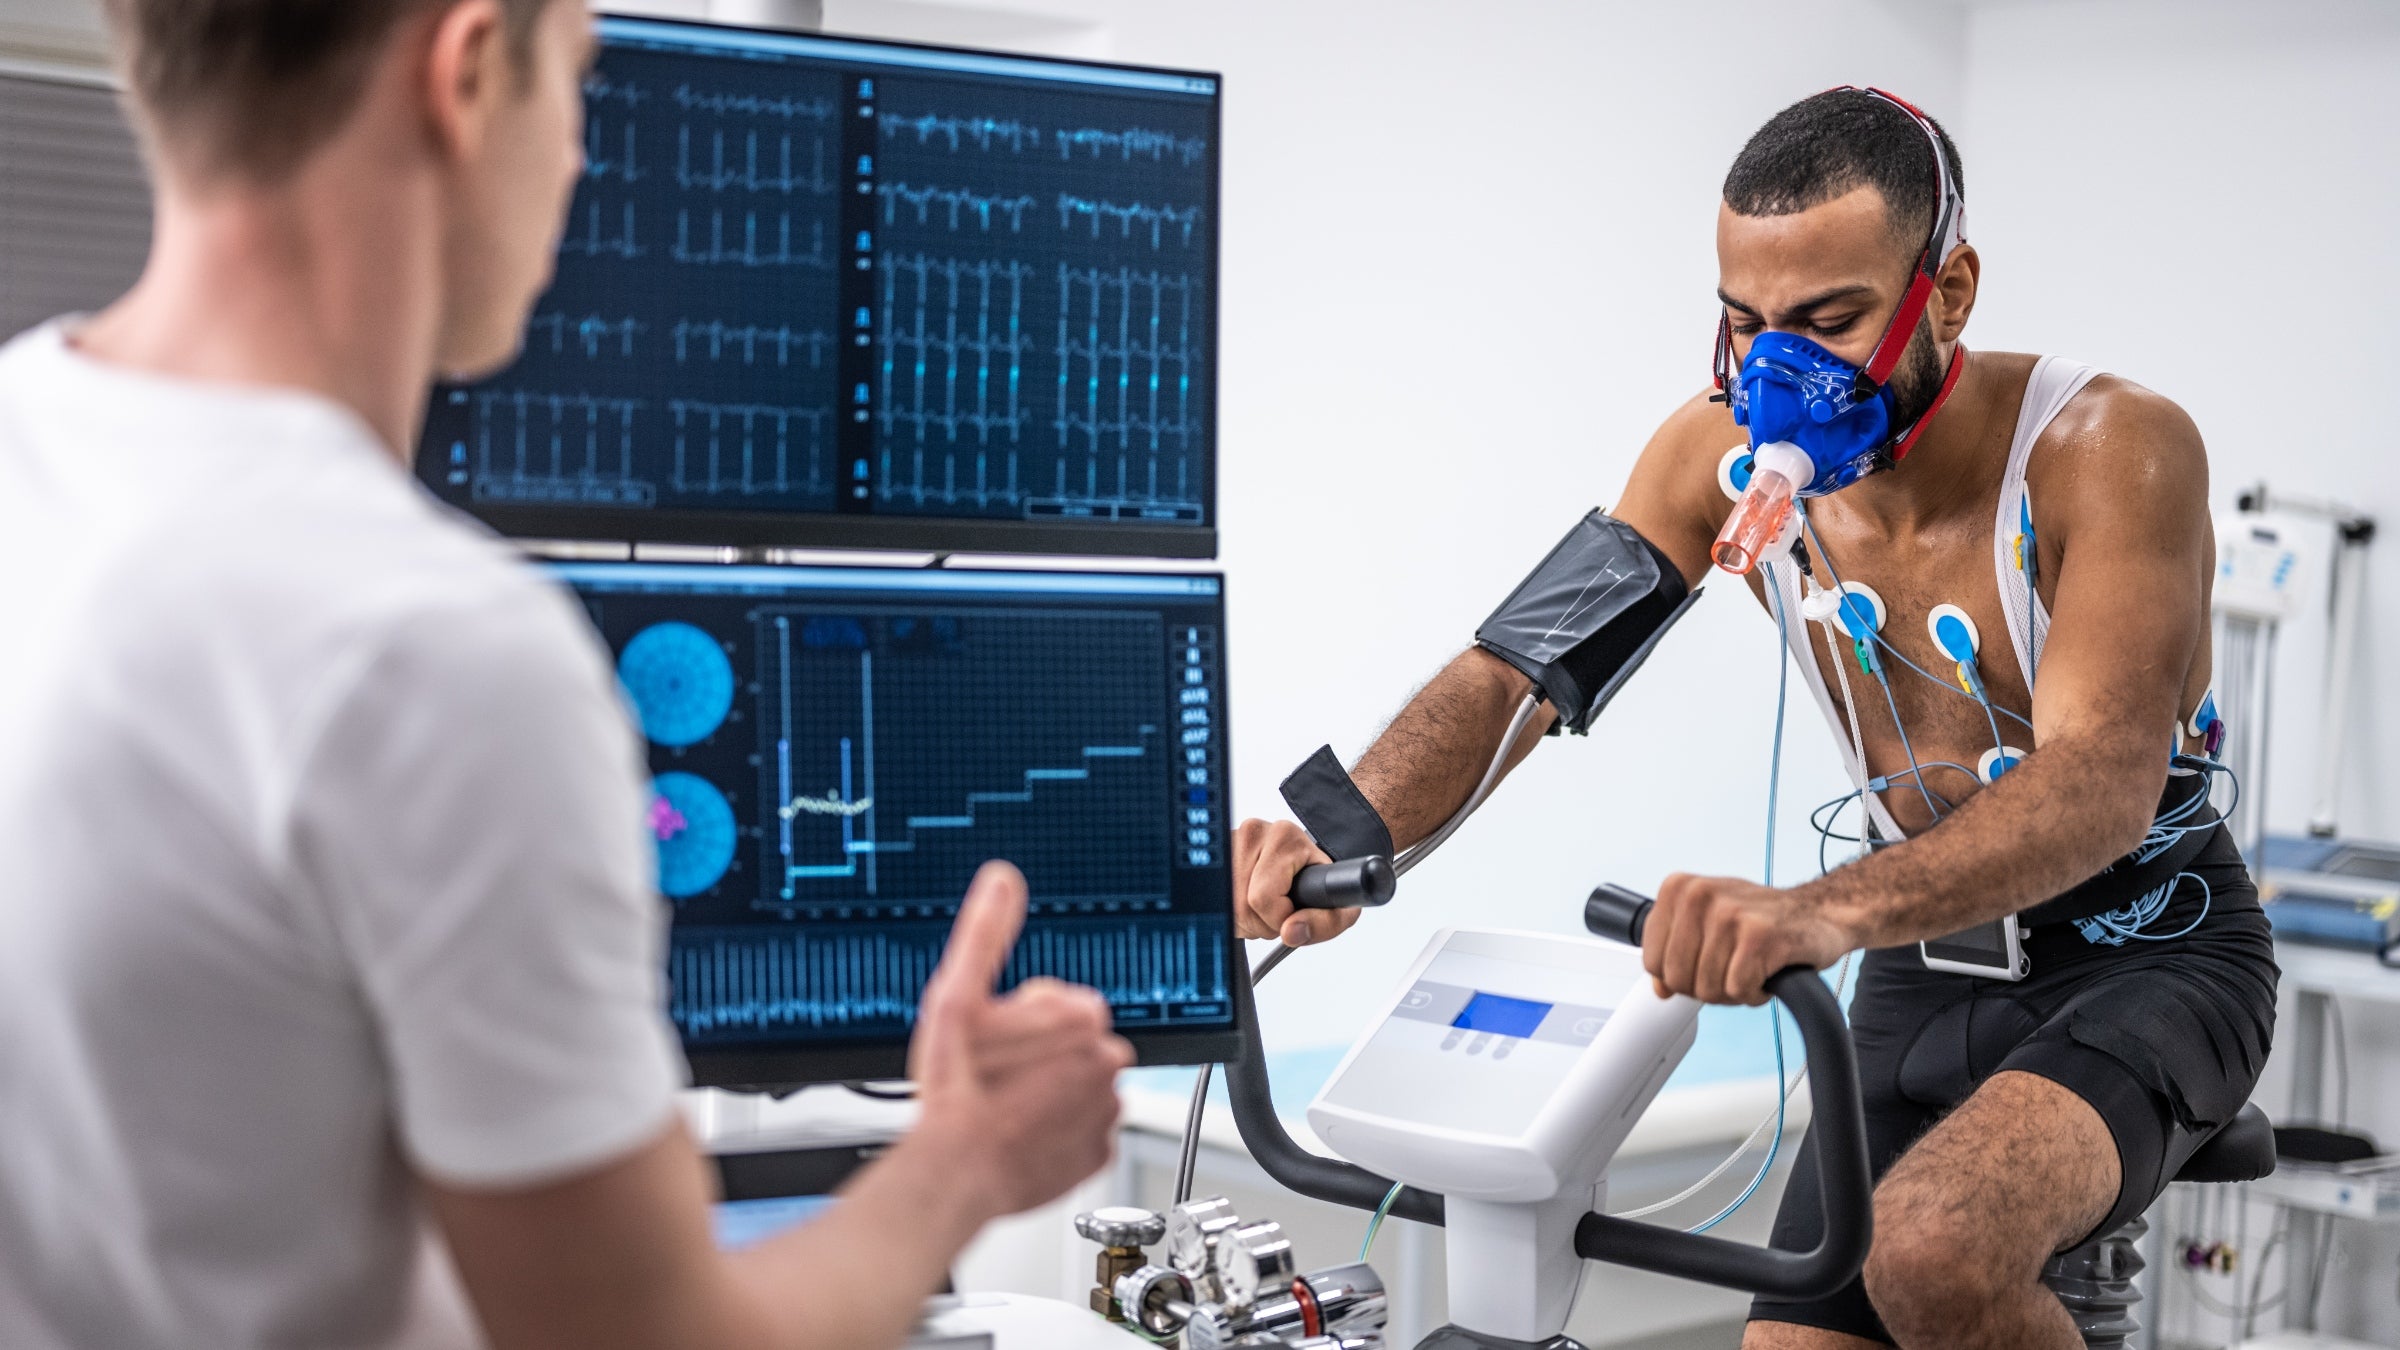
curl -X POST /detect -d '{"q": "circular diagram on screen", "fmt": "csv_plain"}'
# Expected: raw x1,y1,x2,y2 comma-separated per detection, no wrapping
648,771,737,899
618,621,734,748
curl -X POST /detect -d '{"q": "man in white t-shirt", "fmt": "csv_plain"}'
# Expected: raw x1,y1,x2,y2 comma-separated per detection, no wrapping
0,2,1133,1347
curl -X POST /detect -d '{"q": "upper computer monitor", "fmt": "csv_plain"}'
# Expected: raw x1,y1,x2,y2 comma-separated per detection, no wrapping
548,560,1242,1086
419,16,1221,558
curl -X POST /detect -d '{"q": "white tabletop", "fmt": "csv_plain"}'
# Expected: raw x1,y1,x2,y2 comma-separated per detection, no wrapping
2275,940,2400,1005
911,1293,1148,1348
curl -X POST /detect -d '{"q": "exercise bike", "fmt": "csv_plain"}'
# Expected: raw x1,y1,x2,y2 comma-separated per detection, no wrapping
1030,868,2275,1350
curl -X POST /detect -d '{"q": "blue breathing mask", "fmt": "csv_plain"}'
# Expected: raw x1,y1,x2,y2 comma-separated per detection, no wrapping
1707,84,1970,576
1727,331,1894,497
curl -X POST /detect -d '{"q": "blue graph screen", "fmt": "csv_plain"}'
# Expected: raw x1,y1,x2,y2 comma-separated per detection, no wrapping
1450,993,1553,1039
420,17,1220,557
714,1196,833,1250
551,561,1238,1081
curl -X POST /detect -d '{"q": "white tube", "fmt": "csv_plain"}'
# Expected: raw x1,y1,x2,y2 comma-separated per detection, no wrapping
2308,534,2368,837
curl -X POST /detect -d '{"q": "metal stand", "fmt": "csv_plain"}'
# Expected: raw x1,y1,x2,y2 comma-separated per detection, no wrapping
2043,1215,2147,1349
2228,483,2376,840
2220,485,2376,1333
707,1,827,33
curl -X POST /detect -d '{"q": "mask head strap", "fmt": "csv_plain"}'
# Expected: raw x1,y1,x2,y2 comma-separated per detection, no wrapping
1885,341,1969,467
1843,85,1967,396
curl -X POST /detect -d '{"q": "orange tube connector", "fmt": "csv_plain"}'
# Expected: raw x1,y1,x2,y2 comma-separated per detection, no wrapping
1712,442,1813,575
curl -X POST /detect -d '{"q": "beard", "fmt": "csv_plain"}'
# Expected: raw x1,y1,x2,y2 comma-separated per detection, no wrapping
1882,318,1948,435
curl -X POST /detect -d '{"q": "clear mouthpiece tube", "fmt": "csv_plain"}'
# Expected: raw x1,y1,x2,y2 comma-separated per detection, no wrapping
1712,441,1813,575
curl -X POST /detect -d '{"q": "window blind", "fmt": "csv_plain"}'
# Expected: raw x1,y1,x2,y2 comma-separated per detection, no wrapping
0,71,149,341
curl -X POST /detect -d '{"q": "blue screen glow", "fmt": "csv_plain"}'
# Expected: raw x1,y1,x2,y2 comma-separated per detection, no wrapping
1451,992,1552,1038
714,1195,836,1250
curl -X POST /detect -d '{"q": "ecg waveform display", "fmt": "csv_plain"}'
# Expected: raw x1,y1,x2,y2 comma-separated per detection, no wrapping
418,17,1218,553
870,70,1211,526
553,563,1237,1065
670,917,1230,1038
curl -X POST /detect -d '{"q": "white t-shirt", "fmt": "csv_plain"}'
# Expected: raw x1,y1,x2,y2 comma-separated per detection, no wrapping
0,322,686,1349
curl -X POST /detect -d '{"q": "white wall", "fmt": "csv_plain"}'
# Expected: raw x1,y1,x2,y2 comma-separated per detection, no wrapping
1047,0,1964,1054
1963,0,2400,844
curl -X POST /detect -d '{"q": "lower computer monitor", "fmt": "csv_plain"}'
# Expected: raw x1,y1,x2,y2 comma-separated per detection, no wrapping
712,1140,861,1249
546,560,1243,1087
705,1124,888,1239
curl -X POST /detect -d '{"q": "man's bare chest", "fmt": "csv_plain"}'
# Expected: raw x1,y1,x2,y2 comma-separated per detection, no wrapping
1784,508,2039,813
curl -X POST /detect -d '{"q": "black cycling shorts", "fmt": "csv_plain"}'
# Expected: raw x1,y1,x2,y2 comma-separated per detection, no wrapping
1749,825,2278,1343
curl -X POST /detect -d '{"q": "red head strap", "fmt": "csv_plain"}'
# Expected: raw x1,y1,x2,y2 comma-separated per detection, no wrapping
1713,88,1966,406
1843,86,1967,394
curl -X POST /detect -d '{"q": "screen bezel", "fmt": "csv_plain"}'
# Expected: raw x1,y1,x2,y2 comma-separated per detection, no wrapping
428,15,1223,561
1919,915,2027,981
2327,844,2400,885
551,559,1248,1088
715,1139,885,1202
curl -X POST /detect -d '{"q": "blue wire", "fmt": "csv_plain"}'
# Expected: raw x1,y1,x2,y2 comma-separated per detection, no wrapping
1808,770,1974,860
1876,630,2038,734
1793,513,2243,948
1799,514,2035,734
2080,872,2215,944
1874,763,1976,801
1790,513,1950,824
1695,563,1799,1235
1868,663,1944,822
1691,1005,1786,1235
1974,688,2010,761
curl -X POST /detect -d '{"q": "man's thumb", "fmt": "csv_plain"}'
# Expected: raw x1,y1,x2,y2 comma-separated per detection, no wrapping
913,861,1029,1081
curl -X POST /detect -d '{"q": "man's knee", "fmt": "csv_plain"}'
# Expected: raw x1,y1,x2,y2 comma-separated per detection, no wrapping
1862,1176,2019,1321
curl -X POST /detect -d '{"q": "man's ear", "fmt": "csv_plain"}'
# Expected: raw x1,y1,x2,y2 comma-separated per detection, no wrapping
419,0,509,163
1932,241,1980,343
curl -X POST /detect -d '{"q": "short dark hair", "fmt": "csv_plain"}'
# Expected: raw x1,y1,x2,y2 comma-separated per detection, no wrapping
102,0,552,185
1722,89,1965,246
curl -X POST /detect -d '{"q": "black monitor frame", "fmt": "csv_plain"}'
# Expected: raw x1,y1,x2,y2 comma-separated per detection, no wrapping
549,559,1247,1089
429,15,1223,561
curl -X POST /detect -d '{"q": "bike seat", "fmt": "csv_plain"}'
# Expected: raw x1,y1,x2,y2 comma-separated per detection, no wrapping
2174,1104,2276,1184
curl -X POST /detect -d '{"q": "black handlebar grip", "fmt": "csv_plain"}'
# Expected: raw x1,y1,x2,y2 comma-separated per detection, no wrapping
1290,855,1398,910
1583,883,1653,948
1574,883,1873,1299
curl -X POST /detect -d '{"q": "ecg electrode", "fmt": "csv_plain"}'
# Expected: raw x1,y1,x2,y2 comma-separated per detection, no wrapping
417,17,1220,555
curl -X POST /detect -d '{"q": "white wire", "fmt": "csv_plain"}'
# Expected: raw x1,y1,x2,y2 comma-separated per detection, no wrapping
1394,691,1542,876
1822,599,1890,851
1172,690,1541,1205
1607,952,1854,1220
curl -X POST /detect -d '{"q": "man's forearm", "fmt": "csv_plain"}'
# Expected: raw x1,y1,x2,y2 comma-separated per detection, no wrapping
1349,647,1549,850
1800,733,2165,949
727,1128,994,1350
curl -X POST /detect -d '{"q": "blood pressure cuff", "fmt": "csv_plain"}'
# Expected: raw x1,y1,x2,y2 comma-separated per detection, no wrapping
1280,745,1396,864
1472,510,1700,734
